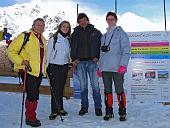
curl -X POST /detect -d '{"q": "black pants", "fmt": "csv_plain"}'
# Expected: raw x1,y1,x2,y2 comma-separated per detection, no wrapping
21,73,42,101
47,63,68,113
102,72,124,94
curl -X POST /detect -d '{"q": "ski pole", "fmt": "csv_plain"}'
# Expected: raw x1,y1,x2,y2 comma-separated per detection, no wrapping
20,67,27,128
47,75,64,122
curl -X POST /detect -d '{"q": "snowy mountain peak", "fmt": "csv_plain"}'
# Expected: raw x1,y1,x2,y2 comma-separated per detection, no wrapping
0,2,65,38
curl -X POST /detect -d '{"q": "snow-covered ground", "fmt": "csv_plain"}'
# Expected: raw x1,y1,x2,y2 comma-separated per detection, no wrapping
0,92,170,128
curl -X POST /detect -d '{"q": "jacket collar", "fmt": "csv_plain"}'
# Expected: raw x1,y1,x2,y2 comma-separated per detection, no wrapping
74,24,94,31
31,30,42,38
106,25,117,33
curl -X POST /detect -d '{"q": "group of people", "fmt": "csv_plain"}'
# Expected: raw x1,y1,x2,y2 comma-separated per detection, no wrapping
7,11,130,127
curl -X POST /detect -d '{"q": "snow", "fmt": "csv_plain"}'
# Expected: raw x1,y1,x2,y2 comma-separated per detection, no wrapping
0,91,170,128
0,76,49,86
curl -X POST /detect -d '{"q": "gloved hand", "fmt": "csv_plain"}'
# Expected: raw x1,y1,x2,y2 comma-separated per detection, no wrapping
21,60,32,72
46,66,50,75
68,63,73,69
117,66,127,74
96,68,102,77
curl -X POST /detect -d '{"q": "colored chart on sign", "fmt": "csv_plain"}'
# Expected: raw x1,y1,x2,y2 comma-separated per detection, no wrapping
131,41,170,59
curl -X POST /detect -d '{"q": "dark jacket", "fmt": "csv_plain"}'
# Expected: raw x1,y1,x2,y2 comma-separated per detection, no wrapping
70,24,102,61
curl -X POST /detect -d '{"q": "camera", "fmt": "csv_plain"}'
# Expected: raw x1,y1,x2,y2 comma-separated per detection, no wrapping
101,45,110,52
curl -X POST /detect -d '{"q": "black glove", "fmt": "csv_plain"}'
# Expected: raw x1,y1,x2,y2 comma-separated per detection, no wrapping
25,64,32,72
68,63,73,69
46,66,50,75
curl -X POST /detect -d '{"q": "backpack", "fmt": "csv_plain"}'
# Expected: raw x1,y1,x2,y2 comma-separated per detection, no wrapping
18,32,31,55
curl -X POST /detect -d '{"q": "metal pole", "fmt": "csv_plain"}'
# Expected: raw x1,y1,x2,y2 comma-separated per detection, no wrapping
76,4,79,26
115,0,117,13
163,0,167,31
77,4,79,17
20,68,27,128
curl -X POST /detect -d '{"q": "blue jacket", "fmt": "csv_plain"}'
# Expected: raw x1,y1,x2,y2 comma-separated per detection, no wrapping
99,26,131,72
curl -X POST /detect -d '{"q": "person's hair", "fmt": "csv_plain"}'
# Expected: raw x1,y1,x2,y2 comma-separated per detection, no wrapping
106,11,118,21
77,13,89,23
53,21,71,49
32,18,45,26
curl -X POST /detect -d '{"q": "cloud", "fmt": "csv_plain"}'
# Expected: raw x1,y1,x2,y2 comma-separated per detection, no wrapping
119,12,170,32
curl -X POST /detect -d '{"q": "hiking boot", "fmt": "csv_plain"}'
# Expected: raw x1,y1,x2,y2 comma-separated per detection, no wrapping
95,108,102,116
25,100,40,127
79,107,88,116
119,114,126,121
49,113,58,120
25,119,41,127
118,107,126,121
59,109,68,116
103,114,114,121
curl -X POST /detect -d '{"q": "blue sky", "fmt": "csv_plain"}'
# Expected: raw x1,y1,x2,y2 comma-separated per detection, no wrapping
0,0,14,7
0,0,169,21
76,0,170,21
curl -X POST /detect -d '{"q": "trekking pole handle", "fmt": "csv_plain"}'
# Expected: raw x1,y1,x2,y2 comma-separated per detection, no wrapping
25,64,32,72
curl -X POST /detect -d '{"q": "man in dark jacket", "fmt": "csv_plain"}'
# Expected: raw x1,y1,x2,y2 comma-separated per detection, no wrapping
71,13,102,116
